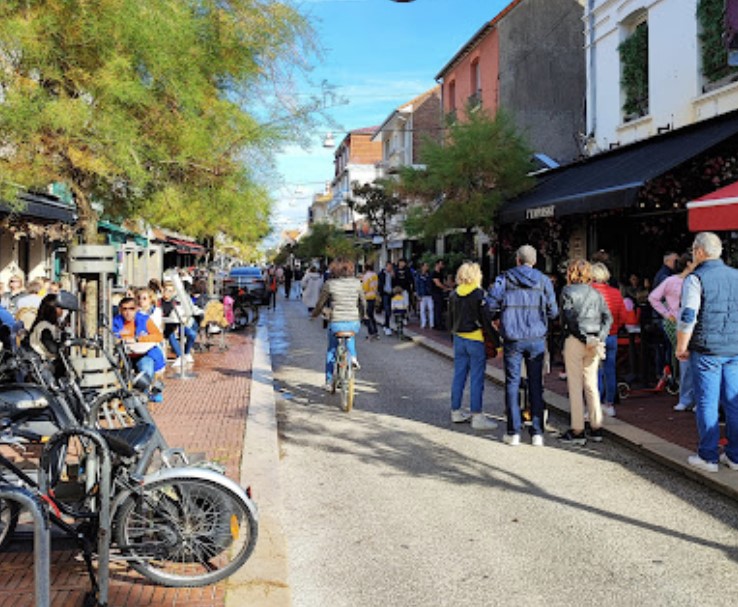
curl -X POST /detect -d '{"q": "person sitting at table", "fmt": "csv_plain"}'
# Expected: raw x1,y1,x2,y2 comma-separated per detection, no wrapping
112,296,166,389
136,287,163,331
160,280,198,368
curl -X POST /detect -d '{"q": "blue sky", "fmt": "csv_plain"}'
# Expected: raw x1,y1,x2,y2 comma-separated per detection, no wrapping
269,0,512,238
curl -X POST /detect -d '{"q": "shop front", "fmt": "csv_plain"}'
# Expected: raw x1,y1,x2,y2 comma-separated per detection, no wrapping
498,108,738,285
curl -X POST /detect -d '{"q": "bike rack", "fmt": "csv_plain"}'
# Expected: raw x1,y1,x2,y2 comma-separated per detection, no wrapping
39,427,112,607
0,484,51,607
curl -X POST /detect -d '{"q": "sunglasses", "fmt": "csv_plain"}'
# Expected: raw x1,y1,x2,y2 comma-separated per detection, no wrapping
120,306,136,311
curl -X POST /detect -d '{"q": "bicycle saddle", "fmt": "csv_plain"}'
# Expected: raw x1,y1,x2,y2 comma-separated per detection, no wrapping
98,423,156,458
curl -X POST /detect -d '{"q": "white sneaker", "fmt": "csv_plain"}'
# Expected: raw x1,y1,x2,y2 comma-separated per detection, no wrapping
720,452,738,470
351,358,361,370
323,382,333,393
531,434,544,447
384,327,393,336
185,353,195,364
451,409,472,423
673,402,694,412
687,454,718,473
171,357,183,368
503,433,521,446
602,404,616,417
471,414,498,430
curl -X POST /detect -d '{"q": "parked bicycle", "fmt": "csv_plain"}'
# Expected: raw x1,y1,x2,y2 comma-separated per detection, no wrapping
0,314,259,600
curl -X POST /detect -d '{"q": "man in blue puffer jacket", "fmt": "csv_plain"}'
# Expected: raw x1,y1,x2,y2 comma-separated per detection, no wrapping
487,245,558,446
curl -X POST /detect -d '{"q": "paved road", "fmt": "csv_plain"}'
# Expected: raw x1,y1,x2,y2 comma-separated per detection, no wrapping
268,298,738,607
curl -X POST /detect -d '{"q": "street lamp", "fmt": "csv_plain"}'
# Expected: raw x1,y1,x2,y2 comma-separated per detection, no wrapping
323,132,336,148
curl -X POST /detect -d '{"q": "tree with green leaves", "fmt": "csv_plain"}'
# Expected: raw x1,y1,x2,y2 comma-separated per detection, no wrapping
0,0,318,245
398,108,533,256
295,222,355,264
347,180,404,260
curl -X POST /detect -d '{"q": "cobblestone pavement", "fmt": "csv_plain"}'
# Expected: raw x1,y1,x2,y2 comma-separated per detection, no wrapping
0,331,253,607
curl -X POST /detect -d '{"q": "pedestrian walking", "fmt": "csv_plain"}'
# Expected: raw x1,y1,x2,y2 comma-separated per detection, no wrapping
676,232,738,473
430,259,449,331
448,262,498,430
301,264,323,313
266,267,278,310
558,259,612,446
416,262,434,329
283,266,294,299
487,245,558,446
361,262,379,339
378,261,395,335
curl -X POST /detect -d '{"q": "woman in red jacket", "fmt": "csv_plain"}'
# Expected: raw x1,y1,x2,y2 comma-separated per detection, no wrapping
591,262,627,417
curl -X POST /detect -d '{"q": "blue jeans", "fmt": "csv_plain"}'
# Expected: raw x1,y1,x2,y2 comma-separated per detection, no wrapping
167,322,197,357
451,336,486,414
691,352,738,463
503,338,546,436
679,356,694,405
598,334,618,404
326,321,361,382
382,293,392,328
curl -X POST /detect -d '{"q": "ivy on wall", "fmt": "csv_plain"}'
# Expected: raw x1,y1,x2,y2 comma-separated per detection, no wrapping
697,0,738,84
619,21,649,119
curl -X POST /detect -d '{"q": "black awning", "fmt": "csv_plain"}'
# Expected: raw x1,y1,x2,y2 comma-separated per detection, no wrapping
499,109,738,223
0,191,76,223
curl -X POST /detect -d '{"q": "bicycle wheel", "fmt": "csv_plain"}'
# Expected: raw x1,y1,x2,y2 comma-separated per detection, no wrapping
114,476,258,587
344,366,355,412
0,498,18,550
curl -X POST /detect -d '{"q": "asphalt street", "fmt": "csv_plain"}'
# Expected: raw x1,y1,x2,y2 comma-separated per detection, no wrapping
267,297,738,607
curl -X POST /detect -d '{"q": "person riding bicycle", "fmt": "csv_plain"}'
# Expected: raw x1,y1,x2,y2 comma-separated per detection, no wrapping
311,258,366,392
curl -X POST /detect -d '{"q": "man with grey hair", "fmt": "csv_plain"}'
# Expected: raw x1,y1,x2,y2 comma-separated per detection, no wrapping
676,231,738,473
487,244,558,446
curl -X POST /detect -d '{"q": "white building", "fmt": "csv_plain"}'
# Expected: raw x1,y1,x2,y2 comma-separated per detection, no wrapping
585,0,738,153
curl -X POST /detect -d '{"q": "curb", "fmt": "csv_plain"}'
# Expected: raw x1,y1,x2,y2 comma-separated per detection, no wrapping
226,323,291,607
406,329,738,502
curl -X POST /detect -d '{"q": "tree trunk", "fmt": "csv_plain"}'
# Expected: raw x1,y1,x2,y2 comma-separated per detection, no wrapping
74,191,101,337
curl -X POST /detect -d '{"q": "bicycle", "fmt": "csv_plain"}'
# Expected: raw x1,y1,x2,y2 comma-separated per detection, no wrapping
330,331,356,412
0,333,259,595
617,363,680,400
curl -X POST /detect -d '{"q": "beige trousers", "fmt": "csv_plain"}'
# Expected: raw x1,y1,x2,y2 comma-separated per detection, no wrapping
563,336,602,432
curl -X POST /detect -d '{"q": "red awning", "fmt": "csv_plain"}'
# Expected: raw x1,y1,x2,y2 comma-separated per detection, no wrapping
687,181,738,231
166,237,206,255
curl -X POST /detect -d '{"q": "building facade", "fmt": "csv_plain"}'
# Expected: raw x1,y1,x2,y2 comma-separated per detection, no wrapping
328,127,382,231
436,0,586,164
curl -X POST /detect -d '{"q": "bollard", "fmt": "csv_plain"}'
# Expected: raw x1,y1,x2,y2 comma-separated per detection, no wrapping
0,484,50,607
39,427,111,607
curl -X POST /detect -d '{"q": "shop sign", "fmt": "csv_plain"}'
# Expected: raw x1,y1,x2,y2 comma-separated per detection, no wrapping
526,205,555,220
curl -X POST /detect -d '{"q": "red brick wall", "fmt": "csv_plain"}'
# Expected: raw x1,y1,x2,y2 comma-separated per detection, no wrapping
442,28,500,119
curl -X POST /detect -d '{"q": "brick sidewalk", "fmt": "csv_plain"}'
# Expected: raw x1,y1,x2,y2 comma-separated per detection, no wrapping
0,331,253,607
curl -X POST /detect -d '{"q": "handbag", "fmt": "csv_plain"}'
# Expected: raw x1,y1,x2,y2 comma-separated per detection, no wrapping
482,326,501,359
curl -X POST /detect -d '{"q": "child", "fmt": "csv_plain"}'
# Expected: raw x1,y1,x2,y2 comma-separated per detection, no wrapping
391,286,408,336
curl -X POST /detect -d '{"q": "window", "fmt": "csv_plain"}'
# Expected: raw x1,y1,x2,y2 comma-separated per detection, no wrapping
619,18,649,120
469,59,482,109
698,0,738,89
448,80,456,111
